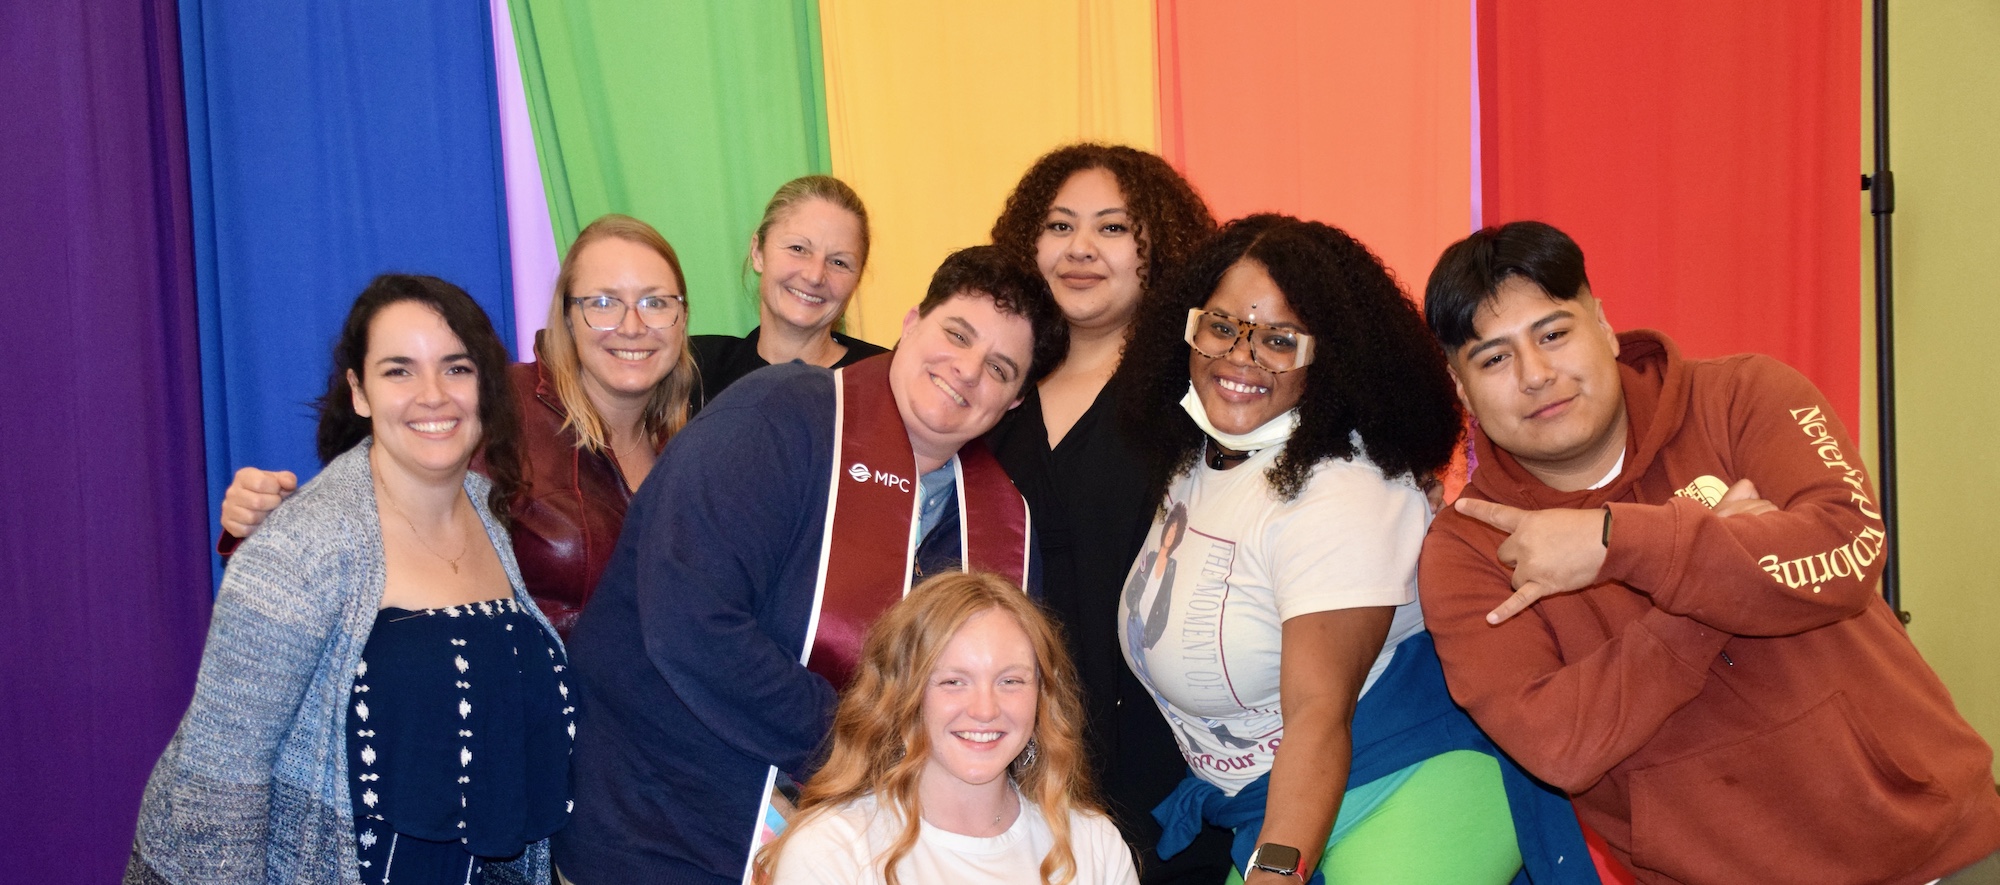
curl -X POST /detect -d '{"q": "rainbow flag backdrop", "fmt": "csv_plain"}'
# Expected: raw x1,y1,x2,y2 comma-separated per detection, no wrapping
0,4,1860,879
490,0,1857,426
176,0,1857,589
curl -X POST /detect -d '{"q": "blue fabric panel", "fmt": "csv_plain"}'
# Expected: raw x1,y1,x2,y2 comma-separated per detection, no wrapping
182,1,515,581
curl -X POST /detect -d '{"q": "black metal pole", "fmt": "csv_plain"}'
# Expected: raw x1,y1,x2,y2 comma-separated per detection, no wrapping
1865,0,1903,619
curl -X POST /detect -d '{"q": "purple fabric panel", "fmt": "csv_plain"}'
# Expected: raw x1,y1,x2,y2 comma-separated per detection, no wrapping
492,0,561,354
0,0,213,879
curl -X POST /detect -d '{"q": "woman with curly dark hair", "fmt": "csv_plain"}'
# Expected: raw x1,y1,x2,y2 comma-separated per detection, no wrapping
983,143,1230,883
1113,215,1591,884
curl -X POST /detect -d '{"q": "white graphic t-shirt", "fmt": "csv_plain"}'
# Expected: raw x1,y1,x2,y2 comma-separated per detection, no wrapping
1119,444,1429,795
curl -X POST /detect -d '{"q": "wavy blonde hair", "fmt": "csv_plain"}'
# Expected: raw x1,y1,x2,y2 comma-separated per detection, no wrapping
755,571,1103,885
538,214,698,454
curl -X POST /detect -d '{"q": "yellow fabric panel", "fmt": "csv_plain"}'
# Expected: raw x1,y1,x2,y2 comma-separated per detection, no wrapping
820,0,1159,343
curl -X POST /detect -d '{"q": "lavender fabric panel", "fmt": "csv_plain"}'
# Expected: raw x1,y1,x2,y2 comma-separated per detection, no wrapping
0,0,214,880
492,0,561,354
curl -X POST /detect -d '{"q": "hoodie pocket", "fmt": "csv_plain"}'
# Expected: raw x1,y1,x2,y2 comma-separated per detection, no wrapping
1627,692,1952,884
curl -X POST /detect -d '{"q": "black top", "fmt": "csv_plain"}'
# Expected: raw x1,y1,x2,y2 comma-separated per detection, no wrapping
348,600,572,882
689,326,889,412
984,384,1232,885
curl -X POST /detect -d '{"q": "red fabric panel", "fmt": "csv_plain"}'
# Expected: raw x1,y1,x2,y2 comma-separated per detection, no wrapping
1481,1,1862,426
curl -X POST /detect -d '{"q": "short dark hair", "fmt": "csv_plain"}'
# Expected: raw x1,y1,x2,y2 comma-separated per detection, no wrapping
1424,220,1591,351
917,245,1070,388
316,274,523,520
1116,214,1462,503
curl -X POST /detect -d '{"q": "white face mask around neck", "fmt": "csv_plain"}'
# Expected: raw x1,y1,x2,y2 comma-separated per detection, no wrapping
1178,383,1299,454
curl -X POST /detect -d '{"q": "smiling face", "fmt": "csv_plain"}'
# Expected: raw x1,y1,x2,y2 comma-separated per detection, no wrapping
1447,276,1627,489
751,197,865,336
566,236,685,409
889,292,1035,469
349,301,483,481
1188,259,1309,436
1034,167,1146,333
920,608,1038,796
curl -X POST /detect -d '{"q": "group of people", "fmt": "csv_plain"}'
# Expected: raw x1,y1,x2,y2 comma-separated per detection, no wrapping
126,142,2000,885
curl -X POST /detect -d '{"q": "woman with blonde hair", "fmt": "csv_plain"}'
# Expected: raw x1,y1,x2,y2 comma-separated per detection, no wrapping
758,571,1138,885
216,213,699,634
691,174,888,405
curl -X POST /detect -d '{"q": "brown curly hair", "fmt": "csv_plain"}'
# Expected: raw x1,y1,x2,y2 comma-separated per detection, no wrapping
1115,214,1463,505
989,143,1216,302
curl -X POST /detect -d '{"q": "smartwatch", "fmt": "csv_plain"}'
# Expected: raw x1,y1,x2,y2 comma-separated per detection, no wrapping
1248,842,1304,880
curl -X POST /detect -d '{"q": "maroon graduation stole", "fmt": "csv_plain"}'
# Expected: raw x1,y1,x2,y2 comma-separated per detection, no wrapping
800,353,1032,689
746,355,1032,875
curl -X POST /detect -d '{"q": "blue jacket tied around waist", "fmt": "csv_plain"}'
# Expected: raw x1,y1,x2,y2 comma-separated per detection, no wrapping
1153,632,1592,885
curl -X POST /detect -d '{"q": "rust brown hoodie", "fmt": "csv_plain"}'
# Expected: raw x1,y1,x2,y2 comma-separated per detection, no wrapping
1421,330,2000,884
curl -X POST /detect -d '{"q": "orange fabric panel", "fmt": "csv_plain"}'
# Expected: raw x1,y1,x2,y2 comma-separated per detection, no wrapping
1158,0,1474,293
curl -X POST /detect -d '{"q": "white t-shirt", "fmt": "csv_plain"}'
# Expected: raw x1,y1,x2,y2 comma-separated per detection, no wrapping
769,792,1139,885
1119,444,1429,795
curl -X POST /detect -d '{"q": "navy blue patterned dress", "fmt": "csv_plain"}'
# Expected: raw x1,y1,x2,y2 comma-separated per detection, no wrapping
348,599,573,884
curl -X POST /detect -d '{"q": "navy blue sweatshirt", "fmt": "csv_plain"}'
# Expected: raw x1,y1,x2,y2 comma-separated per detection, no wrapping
555,363,1036,884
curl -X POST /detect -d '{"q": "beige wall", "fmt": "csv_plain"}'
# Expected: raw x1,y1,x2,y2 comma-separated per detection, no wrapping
1863,1,2000,778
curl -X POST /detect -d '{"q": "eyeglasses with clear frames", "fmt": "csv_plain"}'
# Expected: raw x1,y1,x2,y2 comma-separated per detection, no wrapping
1184,308,1315,373
570,293,686,331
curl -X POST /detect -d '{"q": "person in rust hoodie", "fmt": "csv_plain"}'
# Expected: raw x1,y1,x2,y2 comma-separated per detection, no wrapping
1416,220,2000,885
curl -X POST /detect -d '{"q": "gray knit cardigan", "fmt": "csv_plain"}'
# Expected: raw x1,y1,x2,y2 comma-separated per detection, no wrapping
125,442,558,885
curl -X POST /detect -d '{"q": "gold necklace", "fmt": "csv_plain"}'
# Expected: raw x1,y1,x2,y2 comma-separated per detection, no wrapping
612,433,651,464
374,462,469,574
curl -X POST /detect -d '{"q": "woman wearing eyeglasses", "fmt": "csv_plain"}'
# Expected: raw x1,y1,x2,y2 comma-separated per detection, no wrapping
1111,215,1590,884
689,175,888,407
219,214,698,636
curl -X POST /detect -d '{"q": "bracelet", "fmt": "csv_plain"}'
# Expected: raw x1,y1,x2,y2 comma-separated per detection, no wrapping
1601,506,1613,548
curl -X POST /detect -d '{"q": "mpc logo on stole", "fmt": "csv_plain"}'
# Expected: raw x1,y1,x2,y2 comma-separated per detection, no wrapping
848,462,911,492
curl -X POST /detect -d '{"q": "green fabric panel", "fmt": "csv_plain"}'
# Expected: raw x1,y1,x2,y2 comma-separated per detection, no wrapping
507,0,831,335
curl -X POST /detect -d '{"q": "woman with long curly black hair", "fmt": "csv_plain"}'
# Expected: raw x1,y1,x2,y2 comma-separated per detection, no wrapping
1113,215,1591,885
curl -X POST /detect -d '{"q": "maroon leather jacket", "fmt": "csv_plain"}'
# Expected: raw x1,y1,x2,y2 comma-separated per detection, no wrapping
496,359,647,637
